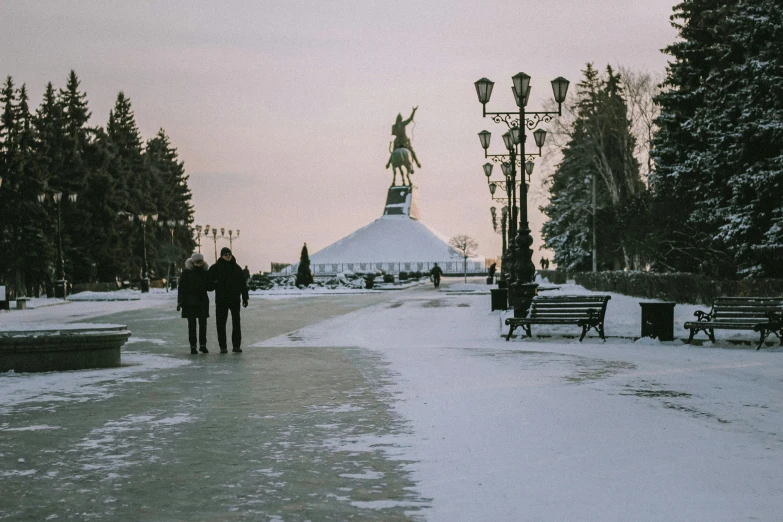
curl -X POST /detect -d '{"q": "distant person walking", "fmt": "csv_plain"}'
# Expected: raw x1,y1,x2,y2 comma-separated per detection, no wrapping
177,253,214,354
431,263,443,288
209,247,249,353
242,265,251,284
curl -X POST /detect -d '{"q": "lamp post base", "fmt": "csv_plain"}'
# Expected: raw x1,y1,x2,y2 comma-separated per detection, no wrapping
141,278,150,294
511,282,538,318
55,280,68,299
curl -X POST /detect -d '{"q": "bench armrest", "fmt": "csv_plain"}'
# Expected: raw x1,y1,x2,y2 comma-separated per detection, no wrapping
694,310,712,322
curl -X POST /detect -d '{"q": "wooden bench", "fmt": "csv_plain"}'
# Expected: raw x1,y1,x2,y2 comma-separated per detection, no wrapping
684,297,783,350
505,295,611,341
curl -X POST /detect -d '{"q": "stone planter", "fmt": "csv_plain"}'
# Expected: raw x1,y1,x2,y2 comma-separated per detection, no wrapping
0,324,131,373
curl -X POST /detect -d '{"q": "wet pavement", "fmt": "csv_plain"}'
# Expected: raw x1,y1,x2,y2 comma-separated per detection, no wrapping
0,291,427,521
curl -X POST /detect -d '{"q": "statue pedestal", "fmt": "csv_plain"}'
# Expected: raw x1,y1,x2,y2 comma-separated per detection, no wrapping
383,185,420,220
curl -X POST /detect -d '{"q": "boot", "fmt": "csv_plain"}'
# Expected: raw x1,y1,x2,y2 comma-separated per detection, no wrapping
190,346,198,355
232,347,242,353
199,346,209,354
220,347,228,354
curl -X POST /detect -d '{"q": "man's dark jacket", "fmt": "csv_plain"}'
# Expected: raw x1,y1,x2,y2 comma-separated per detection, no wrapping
209,256,249,306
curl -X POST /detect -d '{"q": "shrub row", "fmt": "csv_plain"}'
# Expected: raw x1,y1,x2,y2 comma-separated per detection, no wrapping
573,271,783,305
537,270,567,285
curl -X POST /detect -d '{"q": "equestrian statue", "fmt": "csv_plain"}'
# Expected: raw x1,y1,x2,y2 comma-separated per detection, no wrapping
386,106,421,187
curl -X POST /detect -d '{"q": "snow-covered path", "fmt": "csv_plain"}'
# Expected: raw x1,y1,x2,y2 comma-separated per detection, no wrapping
256,280,783,521
1,280,782,520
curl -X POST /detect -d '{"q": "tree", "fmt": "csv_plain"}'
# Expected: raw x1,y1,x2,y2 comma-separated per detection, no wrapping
649,0,740,276
144,129,196,279
296,243,314,287
449,235,478,282
542,64,647,272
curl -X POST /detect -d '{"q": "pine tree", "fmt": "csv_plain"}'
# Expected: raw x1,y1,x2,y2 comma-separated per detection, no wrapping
707,0,783,277
650,0,740,276
296,243,314,287
106,92,150,280
542,64,646,271
145,129,196,278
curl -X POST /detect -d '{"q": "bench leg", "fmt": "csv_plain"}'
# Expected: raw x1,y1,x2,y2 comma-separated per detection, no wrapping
525,325,532,338
707,329,716,343
756,328,767,350
686,329,695,344
599,323,606,342
579,325,588,342
506,324,516,341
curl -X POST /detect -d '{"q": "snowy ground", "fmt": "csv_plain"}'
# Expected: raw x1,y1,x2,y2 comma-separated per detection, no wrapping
1,279,781,520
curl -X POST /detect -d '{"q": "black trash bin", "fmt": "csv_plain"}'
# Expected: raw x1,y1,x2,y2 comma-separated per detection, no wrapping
639,302,676,341
491,288,508,311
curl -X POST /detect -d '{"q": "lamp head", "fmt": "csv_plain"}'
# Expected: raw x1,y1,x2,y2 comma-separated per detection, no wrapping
511,72,531,102
489,182,497,195
533,128,547,149
474,77,494,105
501,162,512,177
502,132,514,152
478,130,491,150
483,162,493,179
551,77,570,105
510,126,521,145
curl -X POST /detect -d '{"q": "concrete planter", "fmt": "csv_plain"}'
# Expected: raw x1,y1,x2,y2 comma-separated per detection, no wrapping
0,324,131,373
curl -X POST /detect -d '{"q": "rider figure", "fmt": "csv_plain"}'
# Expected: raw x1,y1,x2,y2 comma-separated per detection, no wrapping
391,107,421,168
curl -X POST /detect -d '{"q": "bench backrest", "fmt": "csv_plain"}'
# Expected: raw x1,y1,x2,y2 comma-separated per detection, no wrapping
530,295,611,320
712,297,783,325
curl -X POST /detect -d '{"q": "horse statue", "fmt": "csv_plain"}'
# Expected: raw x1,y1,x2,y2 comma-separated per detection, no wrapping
386,147,414,187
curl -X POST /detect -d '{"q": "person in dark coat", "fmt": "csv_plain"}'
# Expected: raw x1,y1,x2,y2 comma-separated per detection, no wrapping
177,253,214,354
209,247,249,353
431,263,443,288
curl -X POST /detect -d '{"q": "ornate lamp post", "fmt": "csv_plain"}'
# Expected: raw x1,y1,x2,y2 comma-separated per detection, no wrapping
475,73,569,317
38,191,78,298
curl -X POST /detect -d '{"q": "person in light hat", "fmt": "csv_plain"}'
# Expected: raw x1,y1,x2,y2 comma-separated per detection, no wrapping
209,247,249,353
177,252,214,354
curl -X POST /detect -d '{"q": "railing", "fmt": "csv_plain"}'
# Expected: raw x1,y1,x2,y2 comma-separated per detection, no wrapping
274,260,486,277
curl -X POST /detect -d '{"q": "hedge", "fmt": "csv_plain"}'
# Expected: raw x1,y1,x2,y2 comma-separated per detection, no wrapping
573,271,783,305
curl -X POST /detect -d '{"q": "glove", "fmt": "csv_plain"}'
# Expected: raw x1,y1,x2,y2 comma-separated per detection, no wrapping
176,304,181,312
242,298,248,308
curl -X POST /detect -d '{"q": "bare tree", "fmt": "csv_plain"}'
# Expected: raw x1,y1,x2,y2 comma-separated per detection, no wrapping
617,66,662,180
449,235,479,283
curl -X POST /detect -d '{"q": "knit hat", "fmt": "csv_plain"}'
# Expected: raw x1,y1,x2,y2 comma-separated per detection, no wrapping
220,247,232,256
191,253,205,263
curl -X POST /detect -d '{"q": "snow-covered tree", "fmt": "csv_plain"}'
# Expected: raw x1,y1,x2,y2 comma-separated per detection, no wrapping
651,0,783,277
542,64,646,271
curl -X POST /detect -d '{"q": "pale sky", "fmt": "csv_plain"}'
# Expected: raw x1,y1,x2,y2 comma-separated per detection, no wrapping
1,1,678,272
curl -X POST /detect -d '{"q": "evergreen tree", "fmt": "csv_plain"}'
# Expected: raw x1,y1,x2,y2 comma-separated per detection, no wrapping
707,0,783,277
650,0,740,276
106,92,151,280
0,77,25,293
145,129,196,278
542,64,646,271
296,243,314,287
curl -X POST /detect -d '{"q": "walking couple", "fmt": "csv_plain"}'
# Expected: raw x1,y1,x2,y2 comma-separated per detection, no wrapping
177,247,249,354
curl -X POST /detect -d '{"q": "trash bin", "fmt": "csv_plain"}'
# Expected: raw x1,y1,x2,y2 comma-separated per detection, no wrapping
491,288,508,311
639,302,676,341
55,279,68,299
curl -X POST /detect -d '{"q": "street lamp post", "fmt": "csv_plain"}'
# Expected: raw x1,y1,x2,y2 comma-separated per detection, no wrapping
475,73,569,317
228,229,239,250
137,213,158,293
38,191,77,298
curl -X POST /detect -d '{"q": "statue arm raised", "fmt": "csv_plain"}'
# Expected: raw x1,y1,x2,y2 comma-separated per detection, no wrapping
403,106,417,126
